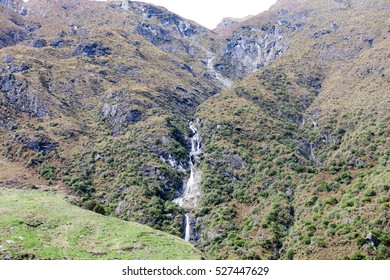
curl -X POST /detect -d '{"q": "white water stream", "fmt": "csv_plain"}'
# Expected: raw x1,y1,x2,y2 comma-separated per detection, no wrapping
184,214,191,242
207,57,233,88
173,121,202,242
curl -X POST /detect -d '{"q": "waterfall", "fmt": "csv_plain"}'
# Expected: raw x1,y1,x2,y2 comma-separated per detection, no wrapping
184,214,191,242
206,57,233,88
173,120,202,242
121,0,129,11
310,142,320,165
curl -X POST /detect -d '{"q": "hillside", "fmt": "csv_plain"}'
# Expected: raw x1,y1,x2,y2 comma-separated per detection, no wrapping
0,0,221,239
0,0,29,48
0,187,201,259
0,0,389,260
196,0,390,259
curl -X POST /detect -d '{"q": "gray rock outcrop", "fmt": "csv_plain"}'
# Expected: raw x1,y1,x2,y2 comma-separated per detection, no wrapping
215,24,288,79
1,74,50,118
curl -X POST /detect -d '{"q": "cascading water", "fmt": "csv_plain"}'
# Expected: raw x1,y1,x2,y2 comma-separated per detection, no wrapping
184,214,191,242
207,57,233,88
173,120,202,242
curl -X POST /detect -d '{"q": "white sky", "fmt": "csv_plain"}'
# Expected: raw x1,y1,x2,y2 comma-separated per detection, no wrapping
130,0,278,29
23,0,278,29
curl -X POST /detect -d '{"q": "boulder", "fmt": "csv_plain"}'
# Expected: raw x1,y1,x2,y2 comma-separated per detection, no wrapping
13,133,56,154
30,39,47,48
75,43,111,57
365,232,379,248
2,55,13,63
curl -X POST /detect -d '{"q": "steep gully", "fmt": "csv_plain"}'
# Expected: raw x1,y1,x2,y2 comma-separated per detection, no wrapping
173,58,232,242
173,121,202,241
207,57,233,88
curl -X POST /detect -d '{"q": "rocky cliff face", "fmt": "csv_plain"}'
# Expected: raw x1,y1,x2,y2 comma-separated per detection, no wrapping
127,0,218,77
0,0,26,15
130,1,197,38
1,73,50,117
213,4,314,79
215,24,287,79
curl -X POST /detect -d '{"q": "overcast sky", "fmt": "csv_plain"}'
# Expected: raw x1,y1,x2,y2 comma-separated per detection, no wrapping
23,0,278,29
130,0,278,29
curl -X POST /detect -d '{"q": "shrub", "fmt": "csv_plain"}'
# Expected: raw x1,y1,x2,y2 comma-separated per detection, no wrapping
364,187,376,197
305,196,319,207
338,172,353,185
68,174,95,198
341,197,355,208
316,181,339,192
306,224,317,236
302,237,311,245
381,234,390,246
287,248,294,260
324,197,338,206
350,252,366,260
241,251,261,260
317,238,326,248
84,200,105,215
356,237,365,247
377,244,389,259
39,164,58,181
197,206,211,217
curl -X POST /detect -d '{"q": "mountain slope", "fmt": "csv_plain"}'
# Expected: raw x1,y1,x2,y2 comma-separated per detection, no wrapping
195,0,389,259
0,0,389,260
0,0,221,239
0,0,29,48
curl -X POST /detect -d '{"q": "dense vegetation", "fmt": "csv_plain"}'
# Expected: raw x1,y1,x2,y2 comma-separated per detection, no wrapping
195,0,389,259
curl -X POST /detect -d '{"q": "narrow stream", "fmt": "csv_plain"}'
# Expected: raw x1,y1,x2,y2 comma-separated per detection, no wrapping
184,214,190,242
172,56,231,241
173,121,202,242
207,57,233,88
310,142,320,166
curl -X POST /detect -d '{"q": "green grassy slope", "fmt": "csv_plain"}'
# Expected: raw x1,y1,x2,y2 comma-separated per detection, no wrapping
0,187,202,260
